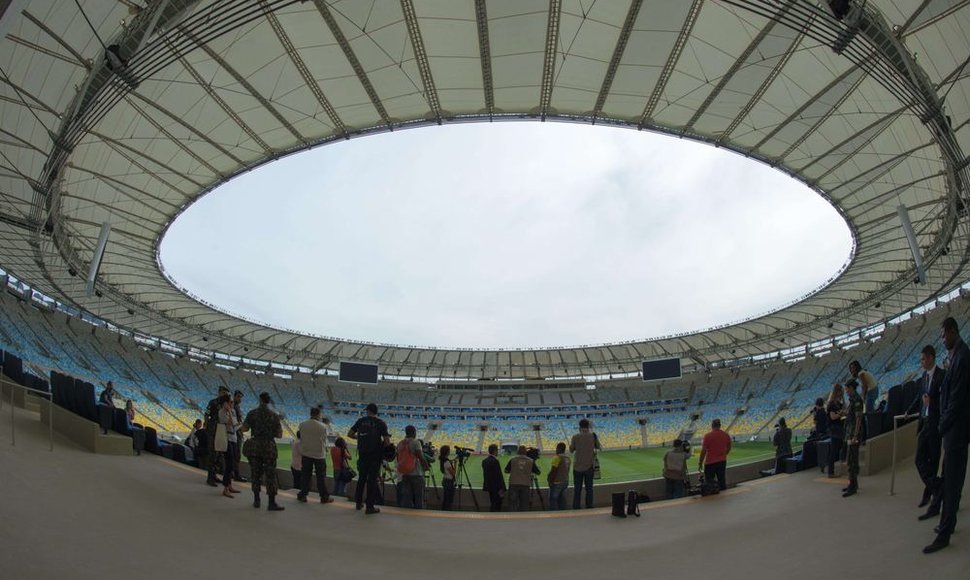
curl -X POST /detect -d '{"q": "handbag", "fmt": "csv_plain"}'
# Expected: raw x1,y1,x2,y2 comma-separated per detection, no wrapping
339,468,356,483
214,423,228,453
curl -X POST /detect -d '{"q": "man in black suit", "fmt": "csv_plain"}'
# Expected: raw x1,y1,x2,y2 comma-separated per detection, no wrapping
911,345,944,508
923,317,970,554
481,444,506,512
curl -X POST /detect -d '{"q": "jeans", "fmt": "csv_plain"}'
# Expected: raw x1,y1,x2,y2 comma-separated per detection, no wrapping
355,455,382,509
399,474,425,509
864,388,879,413
221,442,237,488
333,469,348,497
704,461,727,491
300,457,329,499
442,479,456,511
509,484,531,511
665,478,685,499
573,468,594,509
548,483,568,510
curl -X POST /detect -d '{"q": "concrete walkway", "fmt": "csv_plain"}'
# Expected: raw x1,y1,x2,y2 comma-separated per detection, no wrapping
0,405,967,580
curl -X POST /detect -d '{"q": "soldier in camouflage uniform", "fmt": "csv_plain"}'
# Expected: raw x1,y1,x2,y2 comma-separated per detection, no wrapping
204,386,229,486
842,380,865,497
241,392,285,511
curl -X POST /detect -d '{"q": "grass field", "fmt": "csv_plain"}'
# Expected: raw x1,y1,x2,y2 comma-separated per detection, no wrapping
274,441,783,487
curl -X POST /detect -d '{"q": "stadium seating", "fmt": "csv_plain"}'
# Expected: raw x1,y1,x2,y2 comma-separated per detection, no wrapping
2,286,969,451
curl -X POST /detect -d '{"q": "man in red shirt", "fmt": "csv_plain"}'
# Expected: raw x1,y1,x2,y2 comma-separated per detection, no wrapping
698,419,732,491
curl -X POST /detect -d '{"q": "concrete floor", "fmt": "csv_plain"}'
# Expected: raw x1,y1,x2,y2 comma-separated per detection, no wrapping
1,405,967,580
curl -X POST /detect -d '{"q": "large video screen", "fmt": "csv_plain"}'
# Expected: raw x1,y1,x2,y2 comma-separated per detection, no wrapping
641,358,682,382
338,361,379,384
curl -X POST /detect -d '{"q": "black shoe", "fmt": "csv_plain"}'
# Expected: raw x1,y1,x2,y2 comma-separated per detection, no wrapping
206,480,218,487
842,486,849,492
923,538,949,554
842,488,857,498
919,488,932,508
365,506,380,515
253,495,261,508
321,496,334,504
235,476,248,483
934,525,942,534
356,502,363,511
297,494,307,503
918,509,940,521
267,502,285,511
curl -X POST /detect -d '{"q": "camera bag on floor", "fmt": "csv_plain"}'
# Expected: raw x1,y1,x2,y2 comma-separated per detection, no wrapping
611,492,626,517
699,474,719,496
626,490,641,517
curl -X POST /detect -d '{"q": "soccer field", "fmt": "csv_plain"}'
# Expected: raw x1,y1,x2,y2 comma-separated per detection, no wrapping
274,441,783,487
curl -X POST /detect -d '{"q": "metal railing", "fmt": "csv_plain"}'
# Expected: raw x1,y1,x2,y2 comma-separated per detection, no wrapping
0,376,54,452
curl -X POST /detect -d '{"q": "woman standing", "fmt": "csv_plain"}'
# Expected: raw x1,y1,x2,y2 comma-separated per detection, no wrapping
439,445,456,511
331,437,352,497
826,384,846,478
218,396,241,498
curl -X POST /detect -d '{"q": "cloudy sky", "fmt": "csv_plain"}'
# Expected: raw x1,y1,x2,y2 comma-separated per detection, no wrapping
159,122,854,349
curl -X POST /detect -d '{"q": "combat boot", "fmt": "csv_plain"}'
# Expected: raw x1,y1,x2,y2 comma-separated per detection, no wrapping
267,495,285,511
253,492,261,508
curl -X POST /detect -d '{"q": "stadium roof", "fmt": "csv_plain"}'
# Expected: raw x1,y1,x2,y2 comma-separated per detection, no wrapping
0,0,968,379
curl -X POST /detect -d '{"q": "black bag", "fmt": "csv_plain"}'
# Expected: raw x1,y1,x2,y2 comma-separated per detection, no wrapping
611,492,626,517
700,475,719,496
626,490,641,517
339,469,356,483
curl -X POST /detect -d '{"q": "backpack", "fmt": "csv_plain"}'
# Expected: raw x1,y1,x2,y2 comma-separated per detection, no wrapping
627,490,641,517
396,440,416,475
355,417,384,456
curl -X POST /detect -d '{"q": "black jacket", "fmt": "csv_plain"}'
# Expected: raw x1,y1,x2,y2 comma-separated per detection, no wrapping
482,454,506,493
939,339,970,448
908,365,945,424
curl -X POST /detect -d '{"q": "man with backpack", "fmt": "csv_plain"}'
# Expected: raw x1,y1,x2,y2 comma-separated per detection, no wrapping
396,425,430,509
348,403,391,515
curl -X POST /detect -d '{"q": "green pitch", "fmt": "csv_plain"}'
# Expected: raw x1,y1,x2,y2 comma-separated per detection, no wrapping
274,441,784,487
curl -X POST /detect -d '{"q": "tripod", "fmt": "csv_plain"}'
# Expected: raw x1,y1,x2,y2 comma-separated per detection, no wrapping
530,474,546,510
454,454,480,512
423,458,440,504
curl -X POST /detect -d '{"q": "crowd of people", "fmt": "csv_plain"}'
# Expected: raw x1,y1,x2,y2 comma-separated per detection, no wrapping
103,316,969,554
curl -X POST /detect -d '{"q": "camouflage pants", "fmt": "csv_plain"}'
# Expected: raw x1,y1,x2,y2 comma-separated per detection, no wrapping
847,441,860,481
248,454,279,496
205,429,224,481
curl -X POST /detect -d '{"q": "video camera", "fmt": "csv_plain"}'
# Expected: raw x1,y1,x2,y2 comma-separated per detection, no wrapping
525,447,540,461
454,446,474,461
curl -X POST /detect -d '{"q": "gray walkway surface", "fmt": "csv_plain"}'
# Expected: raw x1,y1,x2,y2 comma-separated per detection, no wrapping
1,406,967,580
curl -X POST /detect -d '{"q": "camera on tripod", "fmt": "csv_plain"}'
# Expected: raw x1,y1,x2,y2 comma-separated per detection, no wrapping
525,447,540,461
422,441,436,461
454,446,474,461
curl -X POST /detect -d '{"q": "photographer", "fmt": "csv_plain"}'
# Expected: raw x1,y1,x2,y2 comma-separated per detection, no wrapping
663,439,689,499
570,419,601,509
547,442,571,510
347,403,391,515
482,444,506,512
773,418,793,474
506,445,540,512
396,425,430,509
439,445,456,511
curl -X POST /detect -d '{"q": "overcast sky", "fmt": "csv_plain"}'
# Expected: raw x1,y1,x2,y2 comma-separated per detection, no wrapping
159,122,854,349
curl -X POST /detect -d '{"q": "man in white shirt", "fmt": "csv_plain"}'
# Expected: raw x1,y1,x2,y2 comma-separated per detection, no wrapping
297,407,334,504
